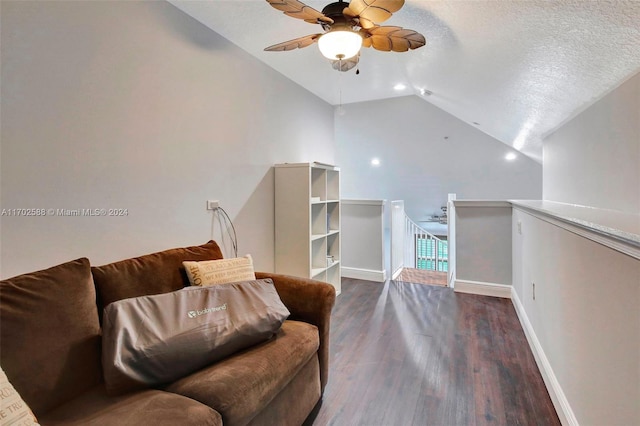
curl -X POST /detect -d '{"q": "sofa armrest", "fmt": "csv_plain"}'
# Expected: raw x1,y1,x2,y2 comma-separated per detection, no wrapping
255,272,336,392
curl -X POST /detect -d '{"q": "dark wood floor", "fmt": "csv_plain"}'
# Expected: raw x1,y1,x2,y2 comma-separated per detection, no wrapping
307,278,560,426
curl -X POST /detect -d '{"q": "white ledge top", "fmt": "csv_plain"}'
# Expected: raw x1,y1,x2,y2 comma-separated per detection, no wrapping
510,200,640,247
341,199,386,206
452,200,512,208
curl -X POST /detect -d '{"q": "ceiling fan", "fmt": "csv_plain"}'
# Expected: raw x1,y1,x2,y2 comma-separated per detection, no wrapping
264,0,426,72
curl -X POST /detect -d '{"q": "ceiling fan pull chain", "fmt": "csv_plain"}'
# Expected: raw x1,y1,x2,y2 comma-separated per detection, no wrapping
339,57,343,106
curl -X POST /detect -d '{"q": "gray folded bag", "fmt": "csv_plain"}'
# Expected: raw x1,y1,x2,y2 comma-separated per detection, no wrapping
102,278,290,395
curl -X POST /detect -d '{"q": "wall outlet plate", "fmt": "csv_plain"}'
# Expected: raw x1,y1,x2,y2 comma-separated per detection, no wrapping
207,200,220,210
532,281,536,300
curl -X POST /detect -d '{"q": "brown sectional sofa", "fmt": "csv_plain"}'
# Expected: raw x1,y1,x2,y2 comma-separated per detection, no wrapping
0,241,336,425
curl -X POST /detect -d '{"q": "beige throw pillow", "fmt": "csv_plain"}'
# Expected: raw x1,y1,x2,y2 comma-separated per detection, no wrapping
183,255,255,286
0,366,40,425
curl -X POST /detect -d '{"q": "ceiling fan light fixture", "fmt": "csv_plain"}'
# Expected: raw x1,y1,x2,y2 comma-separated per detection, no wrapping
318,29,362,60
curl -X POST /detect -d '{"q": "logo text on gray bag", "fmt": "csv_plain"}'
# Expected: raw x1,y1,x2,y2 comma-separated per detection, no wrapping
187,303,227,318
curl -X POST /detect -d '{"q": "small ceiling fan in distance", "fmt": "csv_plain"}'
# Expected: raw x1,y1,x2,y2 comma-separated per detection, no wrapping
264,0,426,72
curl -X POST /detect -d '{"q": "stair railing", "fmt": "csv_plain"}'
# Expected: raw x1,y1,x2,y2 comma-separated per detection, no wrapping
404,215,448,271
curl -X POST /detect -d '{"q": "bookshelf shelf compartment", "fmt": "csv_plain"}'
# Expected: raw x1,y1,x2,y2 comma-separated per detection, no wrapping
275,162,341,294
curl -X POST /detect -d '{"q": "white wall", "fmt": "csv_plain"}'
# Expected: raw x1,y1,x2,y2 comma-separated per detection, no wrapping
454,203,512,286
0,1,334,278
512,207,640,425
341,200,386,282
335,96,542,221
544,71,640,214
511,70,640,424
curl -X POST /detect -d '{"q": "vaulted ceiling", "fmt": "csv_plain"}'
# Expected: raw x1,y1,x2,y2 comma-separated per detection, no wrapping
169,0,640,162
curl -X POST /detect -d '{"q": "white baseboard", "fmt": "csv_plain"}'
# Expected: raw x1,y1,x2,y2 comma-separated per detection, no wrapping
510,289,578,426
342,267,387,283
454,279,512,298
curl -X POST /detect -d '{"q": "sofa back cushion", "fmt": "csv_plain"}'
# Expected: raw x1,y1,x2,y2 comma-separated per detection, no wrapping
92,240,223,313
0,258,102,416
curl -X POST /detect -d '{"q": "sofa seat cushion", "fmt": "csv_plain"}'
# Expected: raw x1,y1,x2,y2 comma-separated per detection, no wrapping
165,320,320,426
38,385,222,426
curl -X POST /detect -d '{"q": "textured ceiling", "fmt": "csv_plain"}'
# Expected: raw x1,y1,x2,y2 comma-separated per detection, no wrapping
169,0,640,162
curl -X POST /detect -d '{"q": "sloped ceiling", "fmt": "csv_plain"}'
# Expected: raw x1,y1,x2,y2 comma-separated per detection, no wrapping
169,0,640,162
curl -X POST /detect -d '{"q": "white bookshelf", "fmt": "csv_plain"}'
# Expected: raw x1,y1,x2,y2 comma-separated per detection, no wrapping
275,162,341,294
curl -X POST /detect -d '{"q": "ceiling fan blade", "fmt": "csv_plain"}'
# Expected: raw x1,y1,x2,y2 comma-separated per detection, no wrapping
264,34,322,51
266,0,333,24
365,26,426,52
358,29,373,48
345,0,404,27
331,55,359,72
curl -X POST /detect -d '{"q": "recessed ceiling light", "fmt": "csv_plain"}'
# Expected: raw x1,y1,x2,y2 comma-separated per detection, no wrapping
371,158,381,166
505,152,517,161
393,83,406,91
